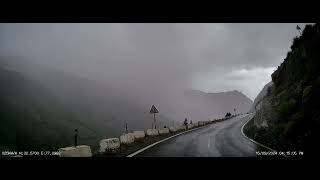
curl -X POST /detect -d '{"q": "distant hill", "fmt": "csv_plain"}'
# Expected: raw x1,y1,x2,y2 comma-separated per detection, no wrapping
182,89,253,119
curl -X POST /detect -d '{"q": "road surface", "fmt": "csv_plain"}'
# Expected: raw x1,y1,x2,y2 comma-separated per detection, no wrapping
135,114,257,157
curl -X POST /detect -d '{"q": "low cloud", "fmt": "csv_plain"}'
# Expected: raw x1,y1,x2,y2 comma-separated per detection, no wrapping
192,67,276,100
0,23,308,100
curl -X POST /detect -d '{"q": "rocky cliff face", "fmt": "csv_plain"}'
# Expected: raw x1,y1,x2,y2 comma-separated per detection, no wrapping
249,82,273,113
248,82,276,128
245,23,320,154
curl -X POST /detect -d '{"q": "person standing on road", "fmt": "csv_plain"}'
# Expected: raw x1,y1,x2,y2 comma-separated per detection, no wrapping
184,118,188,130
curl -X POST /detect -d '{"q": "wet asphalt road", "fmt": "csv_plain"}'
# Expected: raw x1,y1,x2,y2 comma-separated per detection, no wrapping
135,114,257,157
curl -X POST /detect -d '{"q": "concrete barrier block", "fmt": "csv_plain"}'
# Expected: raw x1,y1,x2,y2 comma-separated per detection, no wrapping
187,124,194,129
120,133,135,144
146,129,159,136
133,131,145,139
99,138,120,153
77,145,92,157
158,128,169,134
59,147,76,157
180,125,187,130
169,126,178,132
59,145,92,157
198,121,205,126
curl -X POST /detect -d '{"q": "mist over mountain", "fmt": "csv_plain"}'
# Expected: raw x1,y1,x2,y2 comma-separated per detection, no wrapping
0,58,252,151
1,23,303,152
182,89,252,119
0,66,77,151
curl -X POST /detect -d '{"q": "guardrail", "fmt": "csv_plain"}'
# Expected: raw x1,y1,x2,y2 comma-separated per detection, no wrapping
58,116,236,157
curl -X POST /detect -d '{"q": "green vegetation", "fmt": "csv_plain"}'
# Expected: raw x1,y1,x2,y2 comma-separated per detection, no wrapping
246,23,320,154
0,67,98,151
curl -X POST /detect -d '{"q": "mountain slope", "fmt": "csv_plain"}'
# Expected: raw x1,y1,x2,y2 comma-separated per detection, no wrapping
244,23,320,154
0,58,175,150
0,67,99,151
249,81,273,113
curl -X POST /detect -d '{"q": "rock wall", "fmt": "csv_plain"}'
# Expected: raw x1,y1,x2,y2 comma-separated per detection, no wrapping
245,23,320,153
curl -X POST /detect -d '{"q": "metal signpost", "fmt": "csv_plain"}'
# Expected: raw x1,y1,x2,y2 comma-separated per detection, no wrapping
126,122,128,133
150,105,159,129
74,129,78,147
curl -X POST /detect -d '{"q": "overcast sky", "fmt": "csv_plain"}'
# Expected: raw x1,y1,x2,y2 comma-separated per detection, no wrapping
0,23,308,100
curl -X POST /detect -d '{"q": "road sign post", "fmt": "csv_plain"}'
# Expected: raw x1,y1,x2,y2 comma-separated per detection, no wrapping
154,113,156,129
150,105,159,129
74,129,78,147
126,122,128,133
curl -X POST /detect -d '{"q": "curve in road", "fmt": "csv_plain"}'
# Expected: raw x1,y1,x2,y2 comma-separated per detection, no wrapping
135,114,257,157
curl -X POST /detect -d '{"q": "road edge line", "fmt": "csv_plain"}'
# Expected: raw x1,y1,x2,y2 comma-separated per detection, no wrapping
241,113,280,153
126,125,209,157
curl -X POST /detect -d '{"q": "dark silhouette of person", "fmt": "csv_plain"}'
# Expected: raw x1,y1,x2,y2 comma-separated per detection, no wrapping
184,118,188,129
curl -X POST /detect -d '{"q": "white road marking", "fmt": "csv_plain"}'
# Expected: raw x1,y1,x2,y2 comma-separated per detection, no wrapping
240,113,287,157
127,125,209,157
208,137,211,148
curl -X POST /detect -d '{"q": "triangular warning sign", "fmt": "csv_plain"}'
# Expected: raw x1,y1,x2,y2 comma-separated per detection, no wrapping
150,105,159,113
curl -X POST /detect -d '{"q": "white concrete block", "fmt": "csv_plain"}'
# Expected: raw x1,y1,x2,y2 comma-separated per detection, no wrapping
133,131,145,139
77,145,92,157
120,133,135,144
59,145,92,157
59,147,76,157
169,126,178,132
198,121,205,126
158,128,169,134
187,124,194,129
180,125,187,130
99,138,120,153
146,129,159,136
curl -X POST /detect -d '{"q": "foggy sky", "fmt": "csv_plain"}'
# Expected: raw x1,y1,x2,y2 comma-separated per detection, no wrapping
0,23,308,100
